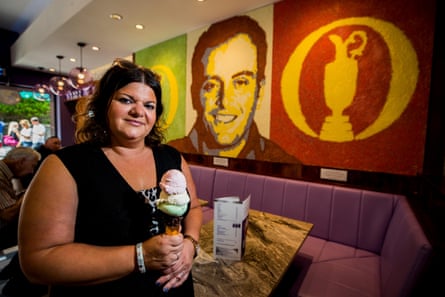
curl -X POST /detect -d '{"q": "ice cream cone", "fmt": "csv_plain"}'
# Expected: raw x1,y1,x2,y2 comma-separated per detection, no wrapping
157,169,190,235
165,216,182,235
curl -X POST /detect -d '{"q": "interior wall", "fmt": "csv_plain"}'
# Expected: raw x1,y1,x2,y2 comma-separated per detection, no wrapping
1,1,442,197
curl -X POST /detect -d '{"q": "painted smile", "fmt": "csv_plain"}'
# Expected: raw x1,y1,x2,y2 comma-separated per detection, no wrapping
214,113,236,124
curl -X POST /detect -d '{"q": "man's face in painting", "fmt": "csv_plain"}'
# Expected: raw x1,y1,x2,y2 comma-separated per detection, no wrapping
199,33,261,147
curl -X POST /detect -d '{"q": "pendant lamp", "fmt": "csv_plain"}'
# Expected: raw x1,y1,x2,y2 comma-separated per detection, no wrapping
49,55,70,96
32,67,50,101
32,83,49,101
68,42,94,91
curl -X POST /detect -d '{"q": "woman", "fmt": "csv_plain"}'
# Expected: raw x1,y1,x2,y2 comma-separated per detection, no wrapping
16,119,32,147
18,59,203,297
3,121,19,147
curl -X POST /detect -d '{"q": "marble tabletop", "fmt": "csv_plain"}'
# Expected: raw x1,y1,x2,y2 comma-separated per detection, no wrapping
192,209,313,297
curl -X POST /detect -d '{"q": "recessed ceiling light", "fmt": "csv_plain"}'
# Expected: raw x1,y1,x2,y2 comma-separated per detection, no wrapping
70,58,76,63
92,46,100,51
110,13,123,20
135,24,144,30
49,68,55,72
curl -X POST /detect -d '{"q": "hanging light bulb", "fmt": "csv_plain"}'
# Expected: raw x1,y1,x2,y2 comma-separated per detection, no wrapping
32,67,50,101
69,42,94,91
49,55,71,96
32,83,49,101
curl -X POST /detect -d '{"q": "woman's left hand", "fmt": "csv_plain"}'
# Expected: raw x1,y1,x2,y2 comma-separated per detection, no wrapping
155,235,195,292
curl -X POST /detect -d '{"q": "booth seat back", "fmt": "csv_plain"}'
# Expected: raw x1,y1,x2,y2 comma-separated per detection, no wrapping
286,184,399,254
207,167,401,253
189,165,216,207
379,197,432,297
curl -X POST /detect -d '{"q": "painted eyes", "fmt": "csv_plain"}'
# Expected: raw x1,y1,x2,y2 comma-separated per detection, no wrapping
202,76,253,94
202,81,219,93
233,77,250,88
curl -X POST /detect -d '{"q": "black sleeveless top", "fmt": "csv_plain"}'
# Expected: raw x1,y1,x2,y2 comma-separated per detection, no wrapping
50,143,194,297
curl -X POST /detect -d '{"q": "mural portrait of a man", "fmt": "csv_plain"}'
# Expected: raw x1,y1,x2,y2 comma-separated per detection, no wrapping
169,15,299,164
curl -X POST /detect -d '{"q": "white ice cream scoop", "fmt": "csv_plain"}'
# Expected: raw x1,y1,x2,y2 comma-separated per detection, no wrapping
157,169,190,217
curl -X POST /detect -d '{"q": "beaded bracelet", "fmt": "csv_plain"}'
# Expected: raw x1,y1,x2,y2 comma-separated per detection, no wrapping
136,242,146,274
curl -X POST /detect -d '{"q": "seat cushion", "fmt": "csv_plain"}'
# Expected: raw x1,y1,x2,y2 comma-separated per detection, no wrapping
298,256,381,297
299,236,376,262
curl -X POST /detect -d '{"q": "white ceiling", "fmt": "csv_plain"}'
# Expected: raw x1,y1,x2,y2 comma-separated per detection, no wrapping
0,0,281,77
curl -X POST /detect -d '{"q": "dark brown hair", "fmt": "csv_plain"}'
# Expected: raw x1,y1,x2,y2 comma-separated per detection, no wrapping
74,59,164,146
